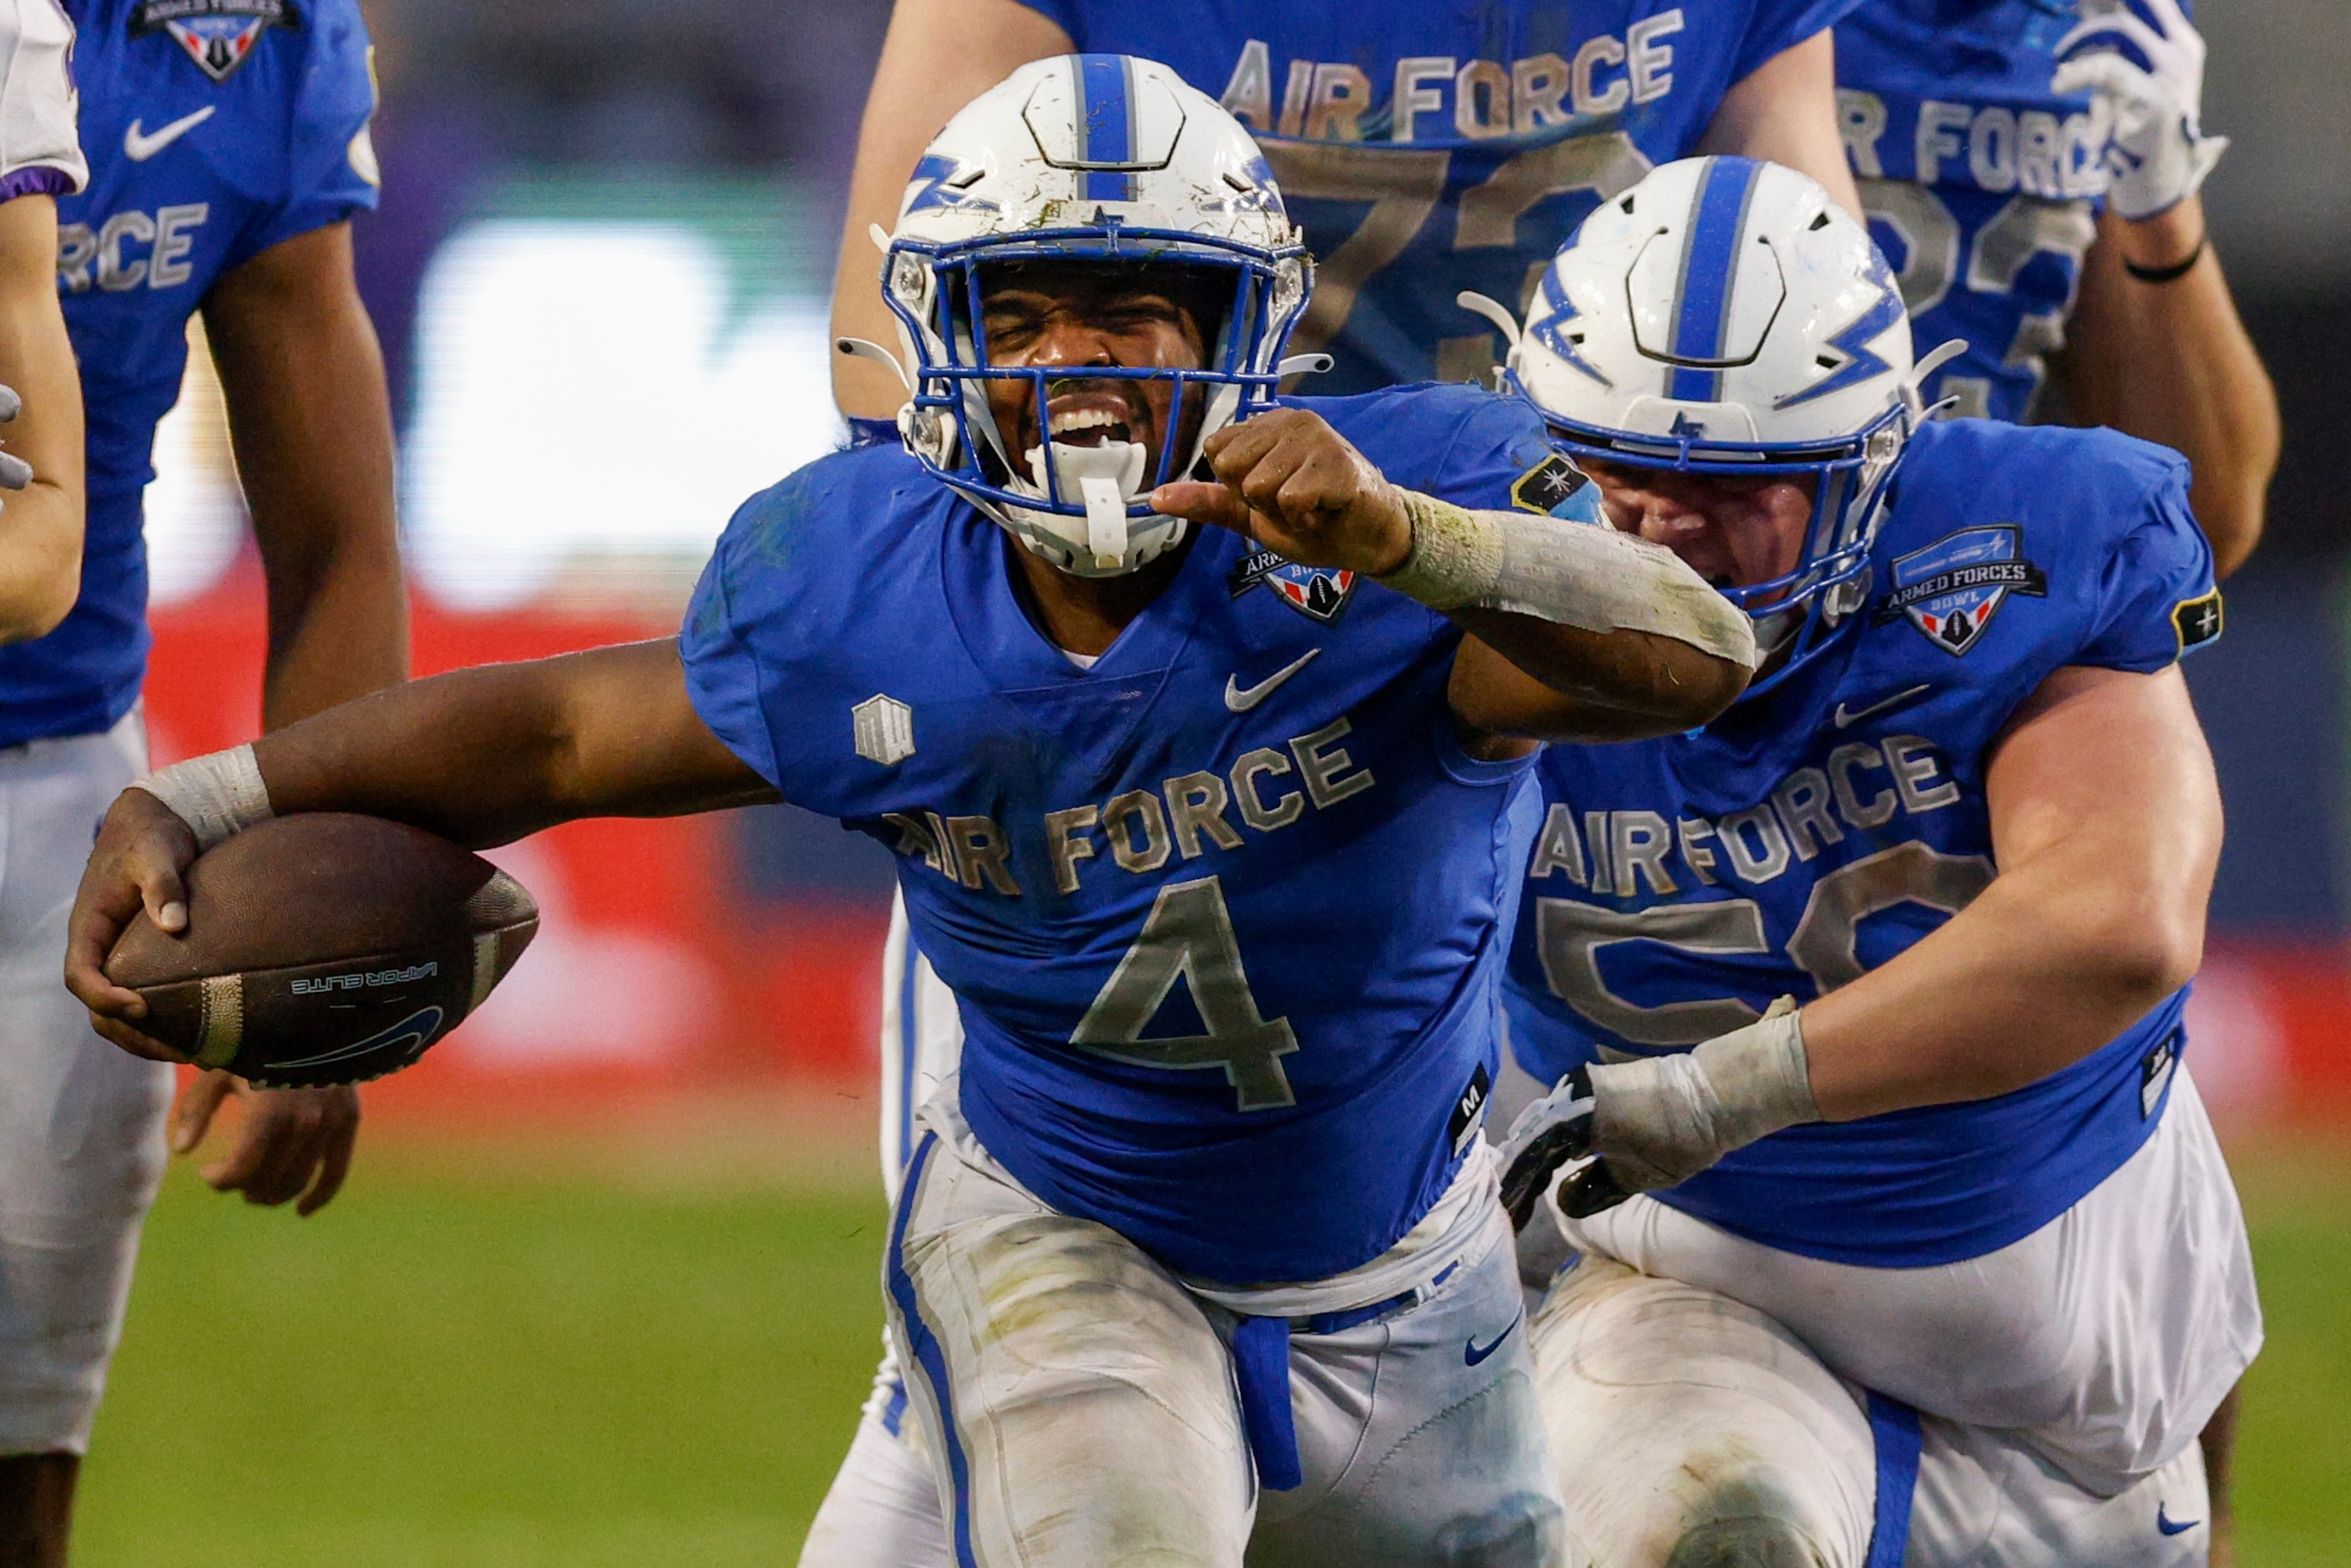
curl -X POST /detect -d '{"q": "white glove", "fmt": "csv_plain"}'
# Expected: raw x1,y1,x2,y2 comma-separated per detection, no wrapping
0,382,30,493
1497,999,1820,1228
2053,0,2227,221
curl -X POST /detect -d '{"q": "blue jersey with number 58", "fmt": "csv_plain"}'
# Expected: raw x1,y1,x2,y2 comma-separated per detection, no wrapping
1014,0,1863,395
1834,0,2127,423
683,385,1585,1285
1503,419,2220,1267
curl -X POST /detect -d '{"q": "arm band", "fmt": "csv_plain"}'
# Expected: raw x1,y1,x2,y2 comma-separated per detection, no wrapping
1377,489,1759,669
1585,1000,1819,1191
131,744,273,851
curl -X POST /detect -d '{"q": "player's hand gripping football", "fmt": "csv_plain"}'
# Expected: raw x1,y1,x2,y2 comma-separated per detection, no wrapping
2052,0,2225,220
64,784,204,1062
1147,407,1414,578
65,787,364,1215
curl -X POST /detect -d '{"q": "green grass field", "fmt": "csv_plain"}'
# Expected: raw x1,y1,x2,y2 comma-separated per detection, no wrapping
68,1114,2351,1565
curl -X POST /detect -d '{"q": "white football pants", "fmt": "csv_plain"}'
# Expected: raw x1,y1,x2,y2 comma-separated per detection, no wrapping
808,894,1575,1566
1532,1067,2257,1566
0,712,169,1456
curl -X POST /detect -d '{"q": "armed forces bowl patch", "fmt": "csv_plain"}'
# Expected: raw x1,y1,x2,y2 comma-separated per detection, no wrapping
1876,524,2046,656
132,0,301,84
1227,548,1357,625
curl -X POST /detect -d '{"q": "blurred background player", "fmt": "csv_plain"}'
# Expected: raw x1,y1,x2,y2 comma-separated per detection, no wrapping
1834,0,2277,573
71,58,1755,1568
1491,155,2255,1566
0,0,405,1560
823,3,1873,1548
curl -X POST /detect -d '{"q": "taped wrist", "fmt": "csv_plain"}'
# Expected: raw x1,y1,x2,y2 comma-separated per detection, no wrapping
132,744,272,851
1376,488,1758,668
1585,999,1818,1191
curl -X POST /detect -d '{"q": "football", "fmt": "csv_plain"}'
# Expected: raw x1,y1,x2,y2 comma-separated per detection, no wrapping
103,813,538,1089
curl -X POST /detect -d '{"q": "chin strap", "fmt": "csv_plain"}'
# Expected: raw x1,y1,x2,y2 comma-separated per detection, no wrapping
1024,439,1149,573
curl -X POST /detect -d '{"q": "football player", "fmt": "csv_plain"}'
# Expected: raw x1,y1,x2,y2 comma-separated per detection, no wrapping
1835,0,2277,573
1488,156,2256,1566
68,60,1757,1568
1,1,405,1559
829,4,1874,1544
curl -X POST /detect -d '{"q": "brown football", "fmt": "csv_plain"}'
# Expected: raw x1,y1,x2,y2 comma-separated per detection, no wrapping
103,813,538,1088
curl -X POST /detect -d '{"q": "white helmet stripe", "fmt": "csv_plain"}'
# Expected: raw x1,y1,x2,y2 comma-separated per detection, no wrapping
1663,156,1766,402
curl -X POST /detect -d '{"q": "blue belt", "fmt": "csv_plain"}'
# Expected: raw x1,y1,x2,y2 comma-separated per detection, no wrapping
1227,1262,1458,1492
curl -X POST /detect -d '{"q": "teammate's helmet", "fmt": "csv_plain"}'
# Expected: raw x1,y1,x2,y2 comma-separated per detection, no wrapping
873,55,1311,576
1484,157,1951,690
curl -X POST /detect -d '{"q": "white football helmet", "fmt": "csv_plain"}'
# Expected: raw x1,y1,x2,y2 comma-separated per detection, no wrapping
1464,156,1962,689
850,55,1312,576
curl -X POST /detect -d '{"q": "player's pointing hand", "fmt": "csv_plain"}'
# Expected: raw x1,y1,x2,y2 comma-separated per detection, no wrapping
1150,407,1414,577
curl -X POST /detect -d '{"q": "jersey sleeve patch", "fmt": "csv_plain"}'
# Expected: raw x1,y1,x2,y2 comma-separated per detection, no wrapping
1509,453,1599,519
2172,589,2223,655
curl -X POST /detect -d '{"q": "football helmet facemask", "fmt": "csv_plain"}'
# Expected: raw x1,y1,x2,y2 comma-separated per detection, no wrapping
847,54,1314,577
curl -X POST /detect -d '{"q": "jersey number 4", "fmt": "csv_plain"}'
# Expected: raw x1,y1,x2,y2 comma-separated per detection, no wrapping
1071,876,1299,1111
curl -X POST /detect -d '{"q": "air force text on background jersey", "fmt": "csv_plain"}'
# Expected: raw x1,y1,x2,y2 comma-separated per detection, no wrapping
5,0,381,743
1503,419,2222,1267
1015,0,1864,394
682,385,1570,1287
1838,0,2123,422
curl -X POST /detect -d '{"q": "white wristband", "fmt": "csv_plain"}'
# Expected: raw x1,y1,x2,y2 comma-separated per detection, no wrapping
1585,999,1818,1191
1376,489,1758,669
132,744,274,851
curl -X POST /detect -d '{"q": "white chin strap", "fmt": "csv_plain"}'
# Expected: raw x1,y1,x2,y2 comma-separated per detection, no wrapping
1015,439,1152,574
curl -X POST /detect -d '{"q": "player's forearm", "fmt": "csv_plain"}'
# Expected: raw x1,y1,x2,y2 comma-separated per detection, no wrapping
0,195,84,642
1449,612,1749,741
831,0,1072,420
1800,840,2208,1120
250,642,776,847
2068,201,2278,576
1698,32,1864,219
206,225,409,725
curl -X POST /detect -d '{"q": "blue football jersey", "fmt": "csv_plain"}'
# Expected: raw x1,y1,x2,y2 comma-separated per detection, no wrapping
1835,0,2119,422
1503,418,2222,1267
1015,1,1864,395
683,385,1576,1283
0,0,381,746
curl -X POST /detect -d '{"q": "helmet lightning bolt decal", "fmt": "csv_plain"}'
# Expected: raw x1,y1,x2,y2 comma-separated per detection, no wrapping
1776,250,1905,409
1526,269,1610,387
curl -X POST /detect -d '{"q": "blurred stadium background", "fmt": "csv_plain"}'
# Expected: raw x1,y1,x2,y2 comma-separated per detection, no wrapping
73,0,2351,1560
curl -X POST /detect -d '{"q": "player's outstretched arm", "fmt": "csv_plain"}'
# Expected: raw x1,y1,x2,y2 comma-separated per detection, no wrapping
830,0,1071,424
1150,410,1755,745
0,193,84,643
1694,31,1863,219
64,640,780,1045
1800,660,2218,1116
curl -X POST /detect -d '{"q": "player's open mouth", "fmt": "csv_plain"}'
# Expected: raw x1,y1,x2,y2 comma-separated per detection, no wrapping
1039,381,1150,451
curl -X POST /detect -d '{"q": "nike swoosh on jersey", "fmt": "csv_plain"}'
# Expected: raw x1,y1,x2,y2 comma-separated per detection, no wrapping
1464,1308,1523,1367
2156,1506,2200,1536
124,106,218,162
1833,683,1933,731
1224,648,1320,713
